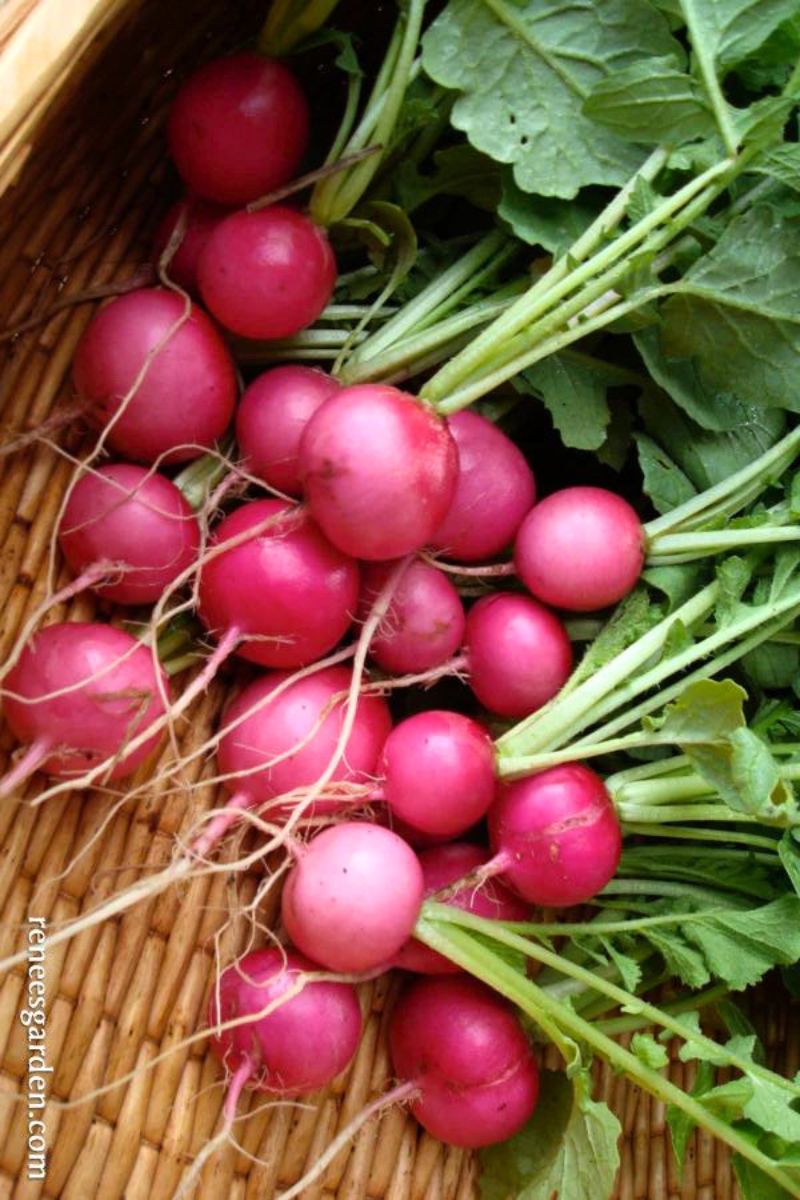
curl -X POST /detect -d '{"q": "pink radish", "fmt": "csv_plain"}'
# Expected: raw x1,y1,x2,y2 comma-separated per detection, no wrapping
57,464,200,605
281,822,425,972
167,52,309,206
209,947,362,1096
152,196,229,293
389,975,539,1147
488,763,622,906
72,287,237,464
197,499,359,669
361,559,465,675
299,385,458,561
1,622,168,797
236,366,340,495
515,486,644,612
377,711,495,838
198,207,336,340
464,593,572,718
394,843,529,974
432,411,536,561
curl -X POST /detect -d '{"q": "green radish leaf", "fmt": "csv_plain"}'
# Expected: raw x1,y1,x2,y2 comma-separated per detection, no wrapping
667,1060,715,1172
645,678,747,743
396,144,503,213
498,174,598,254
677,0,800,72
778,830,800,896
479,1070,621,1200
583,57,714,143
631,1032,670,1069
516,355,611,450
421,0,681,199
635,433,696,514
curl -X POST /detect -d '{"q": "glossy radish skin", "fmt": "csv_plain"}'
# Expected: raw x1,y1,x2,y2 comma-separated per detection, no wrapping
167,52,309,205
465,593,572,718
379,711,495,838
299,386,458,561
209,948,362,1095
361,560,465,675
198,500,359,669
236,366,340,495
217,666,391,818
489,764,622,906
72,288,237,464
394,844,530,974
389,976,539,1148
152,196,229,293
515,486,644,612
58,464,201,604
3,622,168,781
198,207,336,340
431,411,536,562
281,823,425,972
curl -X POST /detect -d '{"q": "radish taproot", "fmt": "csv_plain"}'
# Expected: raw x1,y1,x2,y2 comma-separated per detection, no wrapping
361,559,465,675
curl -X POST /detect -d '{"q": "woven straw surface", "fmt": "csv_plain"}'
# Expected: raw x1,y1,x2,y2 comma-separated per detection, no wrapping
0,2,797,1197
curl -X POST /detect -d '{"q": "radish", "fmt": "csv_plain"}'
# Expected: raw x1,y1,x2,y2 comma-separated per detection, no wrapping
198,207,337,340
431,410,536,562
394,843,529,974
208,947,362,1097
72,288,237,464
209,666,391,843
281,822,425,972
1,622,168,797
236,366,340,496
57,464,201,605
389,975,539,1147
299,385,458,560
464,593,572,718
167,52,309,206
197,499,359,669
361,559,465,675
152,196,229,293
488,763,622,906
515,486,644,612
377,711,495,838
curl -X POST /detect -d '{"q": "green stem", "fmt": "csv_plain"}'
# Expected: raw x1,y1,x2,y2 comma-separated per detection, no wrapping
621,824,782,851
680,0,739,155
649,525,800,565
595,983,730,1036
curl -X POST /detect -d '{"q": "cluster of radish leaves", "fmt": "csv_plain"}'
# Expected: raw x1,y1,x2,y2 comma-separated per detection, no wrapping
243,1,800,1197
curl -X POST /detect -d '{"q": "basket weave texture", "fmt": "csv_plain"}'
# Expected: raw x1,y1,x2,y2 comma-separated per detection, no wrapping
0,2,797,1197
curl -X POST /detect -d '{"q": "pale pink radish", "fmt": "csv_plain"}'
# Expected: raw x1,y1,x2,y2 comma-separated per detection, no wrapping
236,366,340,495
488,763,622,906
431,411,536,562
394,843,530,974
515,486,644,611
464,593,572,718
167,52,309,205
299,385,458,561
1,622,168,797
361,559,465,675
152,196,229,293
377,711,495,838
390,975,539,1147
281,822,425,972
72,287,237,464
57,464,200,604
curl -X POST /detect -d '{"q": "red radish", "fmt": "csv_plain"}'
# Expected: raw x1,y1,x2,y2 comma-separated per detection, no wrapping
236,366,340,495
299,385,458,561
209,947,361,1096
464,593,572,718
198,207,336,340
1,622,168,797
152,196,228,293
167,52,309,206
431,410,536,561
394,843,529,974
72,288,237,464
281,822,425,972
57,464,200,605
389,976,539,1147
377,711,495,838
197,499,359,669
488,764,622,906
213,666,391,833
361,560,465,675
515,486,644,612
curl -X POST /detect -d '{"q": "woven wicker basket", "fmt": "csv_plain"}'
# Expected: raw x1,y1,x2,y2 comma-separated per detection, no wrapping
0,2,797,1197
